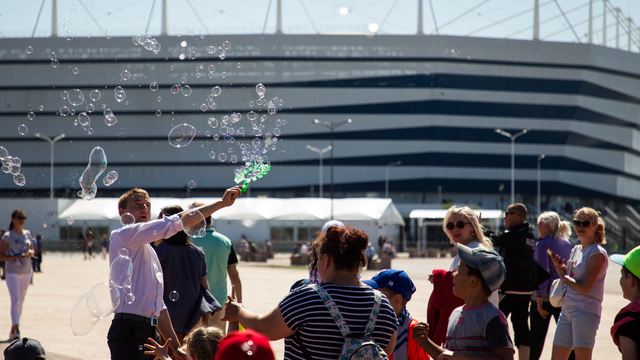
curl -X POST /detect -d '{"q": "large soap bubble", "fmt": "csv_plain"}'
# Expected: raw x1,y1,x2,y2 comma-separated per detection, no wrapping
120,212,135,225
70,293,99,336
109,250,133,288
181,209,206,238
67,89,85,106
79,147,107,200
88,282,120,319
168,124,196,148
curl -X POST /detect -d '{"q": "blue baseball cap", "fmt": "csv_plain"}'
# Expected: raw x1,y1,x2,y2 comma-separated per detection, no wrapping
363,269,416,301
457,244,506,292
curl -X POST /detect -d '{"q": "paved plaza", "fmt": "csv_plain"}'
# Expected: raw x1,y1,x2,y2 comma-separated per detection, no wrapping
0,252,627,360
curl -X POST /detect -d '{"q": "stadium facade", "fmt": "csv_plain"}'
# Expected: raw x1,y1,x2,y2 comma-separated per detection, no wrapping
1,34,640,226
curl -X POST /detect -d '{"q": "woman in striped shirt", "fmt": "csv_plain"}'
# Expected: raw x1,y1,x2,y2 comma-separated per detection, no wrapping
222,225,398,360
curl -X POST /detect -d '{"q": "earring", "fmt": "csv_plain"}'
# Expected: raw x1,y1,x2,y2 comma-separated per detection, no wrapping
471,231,476,236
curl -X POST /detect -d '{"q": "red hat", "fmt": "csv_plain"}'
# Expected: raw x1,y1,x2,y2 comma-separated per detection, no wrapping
214,330,275,360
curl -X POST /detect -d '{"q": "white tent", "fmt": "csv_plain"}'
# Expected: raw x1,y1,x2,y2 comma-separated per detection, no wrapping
58,197,405,246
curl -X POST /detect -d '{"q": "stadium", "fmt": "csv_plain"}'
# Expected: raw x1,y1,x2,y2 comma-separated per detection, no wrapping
1,0,639,249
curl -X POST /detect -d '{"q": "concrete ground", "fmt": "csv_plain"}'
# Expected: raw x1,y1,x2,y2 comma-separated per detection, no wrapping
0,252,627,360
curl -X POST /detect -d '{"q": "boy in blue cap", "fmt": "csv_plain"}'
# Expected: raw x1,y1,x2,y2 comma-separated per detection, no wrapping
364,269,430,360
413,244,514,360
610,245,640,359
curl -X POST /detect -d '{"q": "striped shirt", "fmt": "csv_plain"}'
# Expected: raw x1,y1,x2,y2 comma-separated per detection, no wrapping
279,283,398,360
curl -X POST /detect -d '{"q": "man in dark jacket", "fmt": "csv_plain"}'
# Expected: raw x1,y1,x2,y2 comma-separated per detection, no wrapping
487,203,537,360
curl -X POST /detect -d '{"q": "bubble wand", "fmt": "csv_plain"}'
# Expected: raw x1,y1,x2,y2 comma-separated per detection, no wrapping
234,158,271,193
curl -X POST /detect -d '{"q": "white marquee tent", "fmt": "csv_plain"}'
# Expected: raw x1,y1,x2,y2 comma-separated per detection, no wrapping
58,197,405,246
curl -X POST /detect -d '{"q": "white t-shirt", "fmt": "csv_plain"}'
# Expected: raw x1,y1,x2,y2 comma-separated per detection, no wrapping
2,230,32,274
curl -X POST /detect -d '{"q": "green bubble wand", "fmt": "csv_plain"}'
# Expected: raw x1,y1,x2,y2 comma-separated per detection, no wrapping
234,159,271,193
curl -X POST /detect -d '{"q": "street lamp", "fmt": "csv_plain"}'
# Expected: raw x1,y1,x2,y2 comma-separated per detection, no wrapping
385,161,401,198
312,118,352,219
35,133,66,199
306,145,332,198
495,128,530,205
537,154,545,215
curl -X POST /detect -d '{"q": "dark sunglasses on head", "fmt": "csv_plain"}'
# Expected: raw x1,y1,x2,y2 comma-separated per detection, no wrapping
446,221,470,230
14,216,26,220
573,220,591,228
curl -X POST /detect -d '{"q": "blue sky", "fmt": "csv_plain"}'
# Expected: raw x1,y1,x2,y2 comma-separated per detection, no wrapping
0,0,638,47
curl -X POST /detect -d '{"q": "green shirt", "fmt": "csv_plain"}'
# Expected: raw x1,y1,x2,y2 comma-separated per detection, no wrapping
191,228,238,305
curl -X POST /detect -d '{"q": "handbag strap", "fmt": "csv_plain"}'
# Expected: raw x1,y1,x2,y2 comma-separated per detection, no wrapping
311,284,382,337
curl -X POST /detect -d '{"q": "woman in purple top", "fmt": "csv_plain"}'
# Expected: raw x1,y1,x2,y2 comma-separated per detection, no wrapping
529,211,573,360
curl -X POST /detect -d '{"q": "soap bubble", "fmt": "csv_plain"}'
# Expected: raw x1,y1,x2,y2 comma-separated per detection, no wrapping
150,82,159,91
236,63,241,68
209,151,215,159
89,90,101,101
49,52,56,60
188,180,196,189
51,59,59,68
168,124,196,148
120,213,135,225
87,282,120,319
18,124,28,135
105,114,117,126
247,111,257,121
169,291,179,301
79,147,107,200
170,85,181,94
200,104,208,112
211,86,222,97
118,248,129,257
67,216,74,225
256,83,266,98
221,72,227,78
208,117,218,128
68,89,85,106
114,86,126,102
125,292,135,305
268,105,278,115
27,112,35,121
110,251,132,287
181,209,206,238
156,110,162,116
78,112,91,126
120,70,131,81
86,104,95,113
70,293,99,336
181,85,192,97
103,171,118,186
72,68,79,75
61,91,68,100
157,96,162,102
218,153,227,162
13,174,26,186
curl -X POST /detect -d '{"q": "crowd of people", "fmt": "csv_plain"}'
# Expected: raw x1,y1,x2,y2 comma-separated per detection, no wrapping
2,189,640,360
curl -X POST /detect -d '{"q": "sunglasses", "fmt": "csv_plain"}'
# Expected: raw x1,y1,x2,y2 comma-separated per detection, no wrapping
573,220,592,228
14,216,26,220
446,221,470,230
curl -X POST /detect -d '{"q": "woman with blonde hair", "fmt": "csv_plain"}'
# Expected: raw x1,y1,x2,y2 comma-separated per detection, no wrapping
427,206,494,345
530,211,573,360
550,207,608,360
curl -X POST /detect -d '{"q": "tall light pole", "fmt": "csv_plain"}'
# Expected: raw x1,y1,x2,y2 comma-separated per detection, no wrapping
306,145,332,198
312,118,352,219
537,154,545,215
495,128,530,205
35,133,66,199
385,161,401,198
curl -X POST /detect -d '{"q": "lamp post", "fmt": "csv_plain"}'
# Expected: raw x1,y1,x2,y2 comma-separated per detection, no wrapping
537,154,545,215
35,133,66,199
312,118,352,219
495,128,530,205
385,161,401,198
306,145,332,198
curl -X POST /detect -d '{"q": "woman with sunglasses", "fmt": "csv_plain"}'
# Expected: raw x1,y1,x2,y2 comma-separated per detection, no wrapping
550,207,608,360
427,206,494,345
530,211,573,360
0,210,35,340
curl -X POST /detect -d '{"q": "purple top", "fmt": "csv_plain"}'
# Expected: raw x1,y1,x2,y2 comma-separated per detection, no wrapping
534,235,572,298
